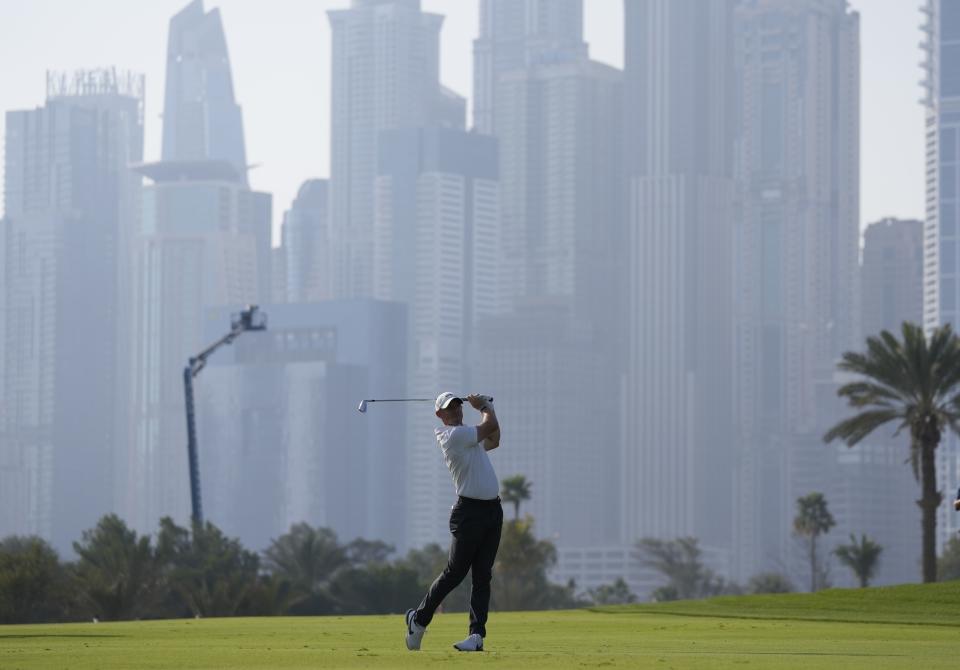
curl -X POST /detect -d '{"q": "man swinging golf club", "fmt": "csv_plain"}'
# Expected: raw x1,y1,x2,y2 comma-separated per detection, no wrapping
405,392,503,652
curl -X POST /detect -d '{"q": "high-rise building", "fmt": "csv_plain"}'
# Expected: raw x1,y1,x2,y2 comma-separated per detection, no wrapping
862,218,923,338
283,180,330,303
162,0,248,182
327,0,462,300
126,2,271,533
1,69,144,551
474,0,587,307
373,126,499,547
198,300,407,551
473,0,587,135
623,0,736,554
271,244,288,305
160,0,271,299
732,0,860,581
128,161,270,531
469,2,623,549
922,0,960,544
495,58,623,325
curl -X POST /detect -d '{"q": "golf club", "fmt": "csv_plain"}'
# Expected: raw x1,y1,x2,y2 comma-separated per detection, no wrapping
357,395,493,413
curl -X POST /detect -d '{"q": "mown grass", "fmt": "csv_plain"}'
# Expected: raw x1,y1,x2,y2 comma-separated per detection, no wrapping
2,582,959,669
603,579,960,626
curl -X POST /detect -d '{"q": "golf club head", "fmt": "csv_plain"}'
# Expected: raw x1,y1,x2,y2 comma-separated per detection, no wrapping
357,400,368,413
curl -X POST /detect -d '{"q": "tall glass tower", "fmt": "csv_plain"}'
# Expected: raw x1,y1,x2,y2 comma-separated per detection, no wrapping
327,0,458,299
127,1,270,532
1,70,144,550
162,0,248,183
623,0,736,554
922,0,960,543
733,0,860,582
472,0,586,135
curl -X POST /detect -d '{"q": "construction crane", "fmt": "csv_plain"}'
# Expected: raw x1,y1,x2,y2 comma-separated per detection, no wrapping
183,305,267,525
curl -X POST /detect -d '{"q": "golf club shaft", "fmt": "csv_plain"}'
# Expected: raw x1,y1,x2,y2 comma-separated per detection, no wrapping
358,395,493,413
364,396,492,404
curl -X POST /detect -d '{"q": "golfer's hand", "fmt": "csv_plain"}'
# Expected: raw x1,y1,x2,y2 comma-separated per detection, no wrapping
466,394,490,411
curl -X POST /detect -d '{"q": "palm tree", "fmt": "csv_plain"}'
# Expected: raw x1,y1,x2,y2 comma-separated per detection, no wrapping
0,536,72,623
500,475,532,520
263,524,347,589
824,322,960,583
793,492,835,592
156,517,260,618
637,537,712,600
73,514,160,620
834,534,882,588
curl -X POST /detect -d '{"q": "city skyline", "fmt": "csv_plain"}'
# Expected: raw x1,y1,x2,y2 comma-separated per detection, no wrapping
0,0,939,593
0,0,925,239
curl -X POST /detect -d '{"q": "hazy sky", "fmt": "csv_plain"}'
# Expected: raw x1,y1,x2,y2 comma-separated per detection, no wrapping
0,0,925,243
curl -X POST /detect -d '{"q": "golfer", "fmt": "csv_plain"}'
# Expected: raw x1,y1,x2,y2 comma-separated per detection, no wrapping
405,392,503,652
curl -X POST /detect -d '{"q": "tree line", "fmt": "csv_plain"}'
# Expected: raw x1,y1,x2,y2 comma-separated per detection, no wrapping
636,492,885,601
0,476,622,625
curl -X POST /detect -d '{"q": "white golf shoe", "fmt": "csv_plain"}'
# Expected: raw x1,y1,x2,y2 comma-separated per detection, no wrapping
453,633,484,652
405,609,426,650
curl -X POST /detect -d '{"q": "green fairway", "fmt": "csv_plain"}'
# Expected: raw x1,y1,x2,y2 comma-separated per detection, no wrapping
2,583,959,669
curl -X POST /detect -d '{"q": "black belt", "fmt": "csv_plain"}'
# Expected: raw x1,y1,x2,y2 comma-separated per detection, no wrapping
457,495,501,505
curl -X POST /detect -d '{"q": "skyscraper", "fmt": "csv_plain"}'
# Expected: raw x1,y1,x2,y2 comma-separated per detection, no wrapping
283,179,330,303
494,58,622,325
623,0,736,552
732,0,860,580
161,0,271,304
373,126,499,547
128,162,270,531
470,1,623,548
162,0,248,182
126,2,270,532
473,0,587,135
328,0,461,300
922,0,960,542
1,69,144,550
862,218,923,338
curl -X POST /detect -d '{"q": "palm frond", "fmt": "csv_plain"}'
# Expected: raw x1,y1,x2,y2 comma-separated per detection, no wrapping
838,349,911,399
835,381,904,409
899,323,933,402
839,335,919,404
823,409,903,446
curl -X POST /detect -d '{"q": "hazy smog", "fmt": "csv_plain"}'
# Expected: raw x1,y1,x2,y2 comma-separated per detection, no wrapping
0,0,942,601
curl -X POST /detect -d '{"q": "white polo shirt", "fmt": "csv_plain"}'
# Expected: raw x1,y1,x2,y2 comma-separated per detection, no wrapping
435,424,500,500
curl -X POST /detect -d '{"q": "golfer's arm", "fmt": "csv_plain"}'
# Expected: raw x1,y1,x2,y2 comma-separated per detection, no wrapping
476,406,499,443
483,429,500,452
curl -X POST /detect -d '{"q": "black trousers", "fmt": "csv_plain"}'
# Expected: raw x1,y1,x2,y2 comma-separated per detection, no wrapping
414,496,503,637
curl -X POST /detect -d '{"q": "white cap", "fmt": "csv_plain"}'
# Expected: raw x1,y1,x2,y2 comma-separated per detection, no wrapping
435,392,462,412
